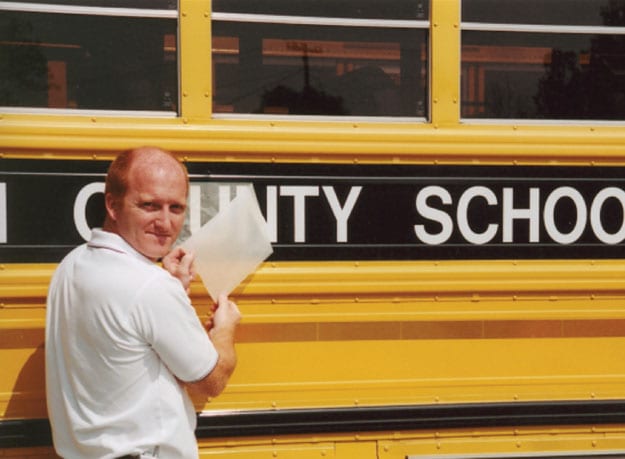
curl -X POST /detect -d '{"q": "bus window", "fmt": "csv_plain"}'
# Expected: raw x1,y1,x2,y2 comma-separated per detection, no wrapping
461,0,625,120
0,4,177,112
212,0,428,20
212,1,429,118
463,0,625,26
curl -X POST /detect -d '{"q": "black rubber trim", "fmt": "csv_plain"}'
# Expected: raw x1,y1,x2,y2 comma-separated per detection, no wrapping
4,400,625,447
197,400,625,437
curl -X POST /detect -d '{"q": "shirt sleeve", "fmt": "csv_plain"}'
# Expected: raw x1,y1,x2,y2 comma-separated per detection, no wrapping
132,272,219,382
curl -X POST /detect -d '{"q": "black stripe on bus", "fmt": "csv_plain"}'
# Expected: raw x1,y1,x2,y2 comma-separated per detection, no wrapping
3,400,625,448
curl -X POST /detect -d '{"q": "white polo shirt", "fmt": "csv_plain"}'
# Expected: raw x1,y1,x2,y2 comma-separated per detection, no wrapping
45,229,218,459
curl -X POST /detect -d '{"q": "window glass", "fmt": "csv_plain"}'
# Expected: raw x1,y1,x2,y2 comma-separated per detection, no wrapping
0,11,177,111
212,21,428,117
10,0,176,9
462,31,625,120
462,0,625,120
463,0,625,26
213,0,428,20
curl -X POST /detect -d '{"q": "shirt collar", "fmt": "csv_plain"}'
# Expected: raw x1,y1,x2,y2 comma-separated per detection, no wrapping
87,228,154,264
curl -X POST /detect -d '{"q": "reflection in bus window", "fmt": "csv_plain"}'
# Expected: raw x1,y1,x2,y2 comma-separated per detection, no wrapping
463,0,625,26
0,10,177,112
462,1,625,120
212,0,428,20
212,21,428,118
13,0,177,9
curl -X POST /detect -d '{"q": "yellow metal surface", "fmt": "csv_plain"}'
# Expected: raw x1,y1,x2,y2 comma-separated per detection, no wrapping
179,0,213,120
3,260,625,421
380,425,625,458
430,0,460,126
3,115,625,165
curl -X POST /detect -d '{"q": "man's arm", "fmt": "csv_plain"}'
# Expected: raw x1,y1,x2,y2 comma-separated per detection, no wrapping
162,249,241,397
187,294,241,397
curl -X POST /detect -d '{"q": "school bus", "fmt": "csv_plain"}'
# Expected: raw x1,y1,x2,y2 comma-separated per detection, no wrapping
3,0,625,458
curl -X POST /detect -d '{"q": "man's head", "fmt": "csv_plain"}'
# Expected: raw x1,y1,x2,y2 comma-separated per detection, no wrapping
103,146,189,260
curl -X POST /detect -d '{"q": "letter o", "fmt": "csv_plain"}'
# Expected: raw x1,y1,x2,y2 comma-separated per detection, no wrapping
543,187,587,244
590,187,625,244
73,182,105,241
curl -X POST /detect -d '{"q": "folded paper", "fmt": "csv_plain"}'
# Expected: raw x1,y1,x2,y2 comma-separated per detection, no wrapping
182,185,273,302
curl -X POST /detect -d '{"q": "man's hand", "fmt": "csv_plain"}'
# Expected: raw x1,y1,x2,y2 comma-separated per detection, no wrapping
162,247,196,293
207,293,241,332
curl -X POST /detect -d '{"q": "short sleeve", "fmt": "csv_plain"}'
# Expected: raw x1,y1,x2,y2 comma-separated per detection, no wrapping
132,273,218,382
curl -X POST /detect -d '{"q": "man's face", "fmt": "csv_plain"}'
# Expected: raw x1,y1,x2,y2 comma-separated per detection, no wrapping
108,160,188,260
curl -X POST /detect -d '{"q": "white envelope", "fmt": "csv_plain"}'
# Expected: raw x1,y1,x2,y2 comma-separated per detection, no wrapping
182,185,273,302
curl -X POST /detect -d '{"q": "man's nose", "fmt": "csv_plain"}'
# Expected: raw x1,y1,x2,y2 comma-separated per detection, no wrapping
154,208,175,229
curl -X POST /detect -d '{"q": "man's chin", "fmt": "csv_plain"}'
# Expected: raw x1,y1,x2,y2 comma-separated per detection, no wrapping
143,244,172,261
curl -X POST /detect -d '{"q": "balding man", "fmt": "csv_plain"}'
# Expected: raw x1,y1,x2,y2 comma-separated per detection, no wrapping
45,146,240,459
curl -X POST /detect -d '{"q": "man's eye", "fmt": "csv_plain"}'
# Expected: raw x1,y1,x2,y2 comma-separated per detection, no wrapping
140,202,159,211
171,205,186,214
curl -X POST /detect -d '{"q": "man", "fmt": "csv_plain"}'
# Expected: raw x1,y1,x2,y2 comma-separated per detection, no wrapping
45,146,241,458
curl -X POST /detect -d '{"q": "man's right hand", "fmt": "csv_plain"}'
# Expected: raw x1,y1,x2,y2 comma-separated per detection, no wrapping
210,293,241,333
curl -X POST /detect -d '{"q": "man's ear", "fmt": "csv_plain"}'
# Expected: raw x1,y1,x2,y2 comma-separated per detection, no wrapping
104,193,118,221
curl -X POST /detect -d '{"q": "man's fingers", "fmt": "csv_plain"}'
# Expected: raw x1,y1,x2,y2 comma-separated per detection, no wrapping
179,251,195,275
